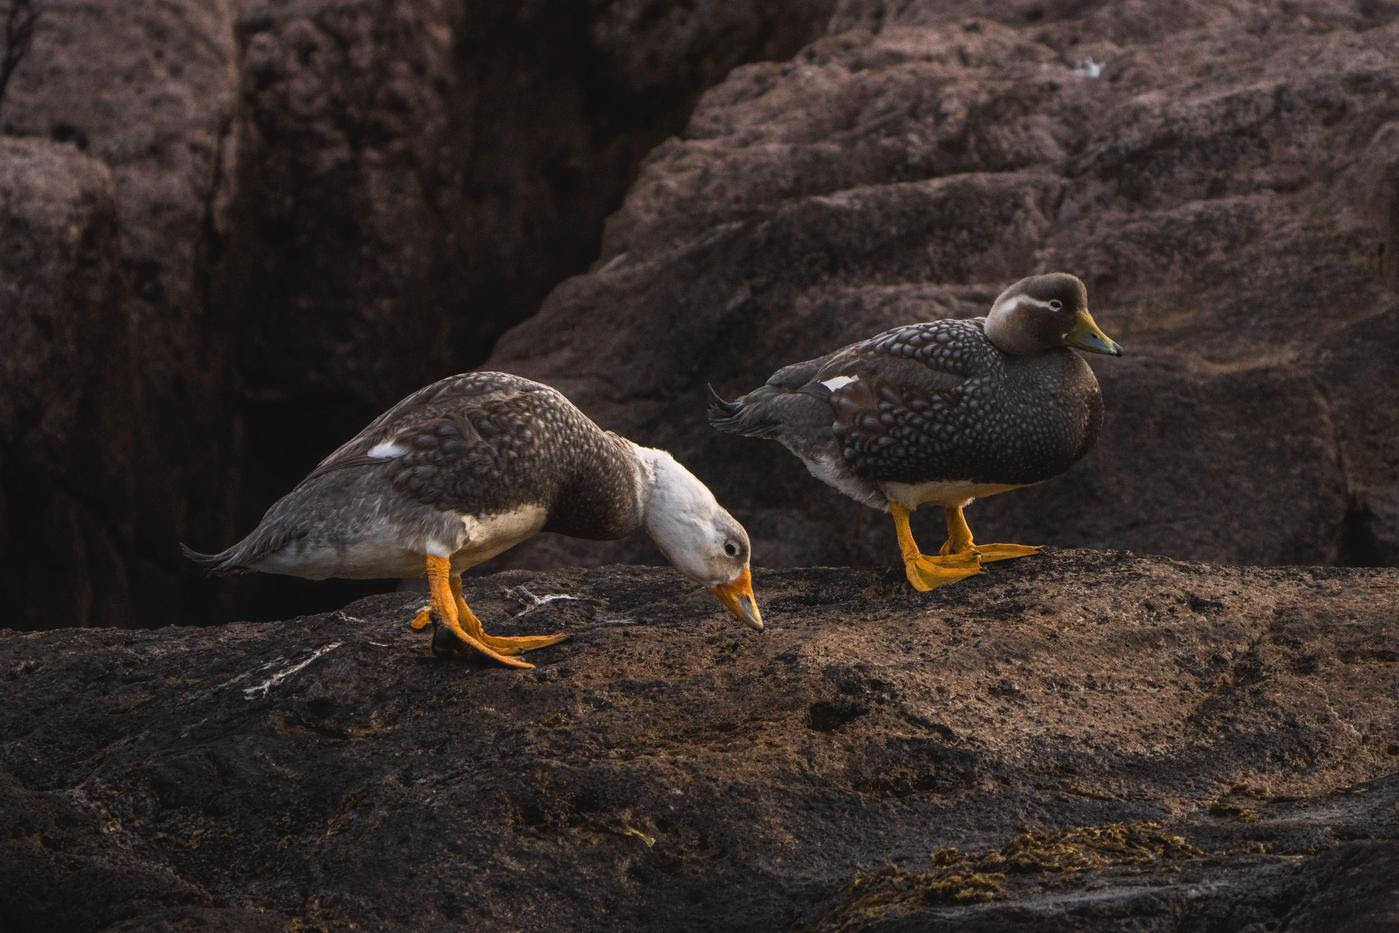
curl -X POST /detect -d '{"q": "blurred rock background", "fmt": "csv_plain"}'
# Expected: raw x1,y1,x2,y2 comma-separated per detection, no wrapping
1,0,1396,630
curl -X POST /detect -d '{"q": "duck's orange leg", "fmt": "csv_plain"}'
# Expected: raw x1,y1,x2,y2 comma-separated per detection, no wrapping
938,505,1040,563
407,556,564,668
447,574,567,654
889,502,982,592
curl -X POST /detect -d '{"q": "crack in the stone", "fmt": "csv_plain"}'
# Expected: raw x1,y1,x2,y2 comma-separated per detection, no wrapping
0,0,36,117
1312,377,1384,567
1181,601,1288,730
196,111,235,325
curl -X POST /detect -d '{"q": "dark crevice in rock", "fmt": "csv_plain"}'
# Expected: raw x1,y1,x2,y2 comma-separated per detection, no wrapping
196,114,234,337
0,0,35,114
1382,160,1399,293
1338,497,1384,567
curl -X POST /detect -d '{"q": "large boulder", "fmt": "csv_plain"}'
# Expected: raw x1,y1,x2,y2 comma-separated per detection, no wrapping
4,0,1393,630
0,139,129,628
219,0,840,414
0,0,244,630
488,2,1399,572
1,553,1397,929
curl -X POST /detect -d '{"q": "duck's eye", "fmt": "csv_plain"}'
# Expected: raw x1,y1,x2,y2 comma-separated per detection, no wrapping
724,542,739,558
1048,299,1064,311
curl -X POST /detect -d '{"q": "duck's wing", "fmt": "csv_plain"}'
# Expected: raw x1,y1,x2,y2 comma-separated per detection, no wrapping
306,371,557,513
711,320,988,477
817,320,993,483
186,373,568,575
312,372,515,469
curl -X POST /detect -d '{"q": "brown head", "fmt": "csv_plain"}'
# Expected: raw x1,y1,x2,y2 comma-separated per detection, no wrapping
983,273,1122,357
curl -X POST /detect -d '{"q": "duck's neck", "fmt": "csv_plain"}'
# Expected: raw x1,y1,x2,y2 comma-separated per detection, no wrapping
540,432,652,541
628,443,715,551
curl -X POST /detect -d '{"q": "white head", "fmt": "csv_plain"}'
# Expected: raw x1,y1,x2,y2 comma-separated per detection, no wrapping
634,446,762,630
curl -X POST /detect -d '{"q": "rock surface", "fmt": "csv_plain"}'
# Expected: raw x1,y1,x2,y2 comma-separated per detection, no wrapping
489,0,1399,575
2,552,1397,930
2,0,1397,633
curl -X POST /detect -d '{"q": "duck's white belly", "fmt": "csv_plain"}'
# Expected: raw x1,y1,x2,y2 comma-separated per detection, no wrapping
256,521,430,580
255,504,548,580
441,505,549,572
796,451,887,509
883,480,1023,510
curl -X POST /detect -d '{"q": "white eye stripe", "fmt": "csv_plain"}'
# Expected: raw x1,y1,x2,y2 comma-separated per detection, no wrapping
991,294,1061,316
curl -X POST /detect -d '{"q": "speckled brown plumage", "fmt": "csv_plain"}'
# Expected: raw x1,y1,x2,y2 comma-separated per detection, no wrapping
311,372,642,538
825,319,1102,485
186,372,644,578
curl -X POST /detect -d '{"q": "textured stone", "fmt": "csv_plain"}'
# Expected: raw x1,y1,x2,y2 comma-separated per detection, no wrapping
0,138,127,628
5,0,1397,630
222,0,839,411
0,0,244,630
2,555,1397,929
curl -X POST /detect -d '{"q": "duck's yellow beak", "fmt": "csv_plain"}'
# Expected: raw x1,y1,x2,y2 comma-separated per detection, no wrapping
1064,309,1123,356
713,566,763,631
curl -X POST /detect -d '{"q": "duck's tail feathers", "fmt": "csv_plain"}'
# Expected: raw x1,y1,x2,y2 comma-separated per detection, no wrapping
706,383,741,418
180,542,250,576
707,384,784,439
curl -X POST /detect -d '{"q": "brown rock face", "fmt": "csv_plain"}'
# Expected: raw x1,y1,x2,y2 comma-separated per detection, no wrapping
489,2,1399,574
0,140,129,627
221,0,839,412
1,554,1396,929
0,0,248,630
0,0,834,629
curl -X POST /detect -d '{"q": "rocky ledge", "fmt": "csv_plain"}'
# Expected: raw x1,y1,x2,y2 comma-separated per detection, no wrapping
2,550,1397,931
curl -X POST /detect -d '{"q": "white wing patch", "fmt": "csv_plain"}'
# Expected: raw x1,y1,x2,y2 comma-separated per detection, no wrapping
821,375,859,391
367,440,408,459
